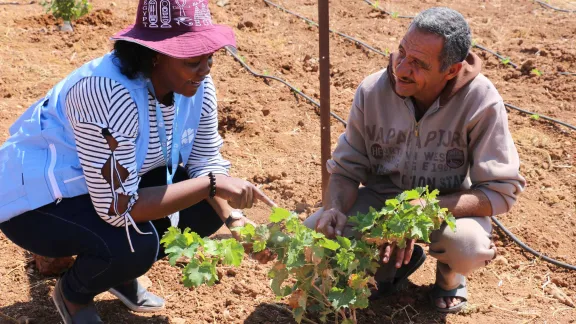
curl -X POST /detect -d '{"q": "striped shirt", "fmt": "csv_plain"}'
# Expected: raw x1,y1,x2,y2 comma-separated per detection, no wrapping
65,75,230,240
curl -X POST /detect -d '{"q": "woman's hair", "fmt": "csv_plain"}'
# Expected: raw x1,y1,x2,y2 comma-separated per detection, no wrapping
112,40,157,79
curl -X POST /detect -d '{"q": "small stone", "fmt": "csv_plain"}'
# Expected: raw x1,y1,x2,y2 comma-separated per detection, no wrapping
261,109,270,116
552,278,567,287
226,269,237,277
297,120,305,127
295,203,309,213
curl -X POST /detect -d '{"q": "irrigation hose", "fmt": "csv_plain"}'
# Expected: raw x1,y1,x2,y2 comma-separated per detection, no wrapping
473,44,519,69
263,0,388,57
245,0,576,271
491,216,576,271
224,46,348,126
534,0,576,13
504,103,576,131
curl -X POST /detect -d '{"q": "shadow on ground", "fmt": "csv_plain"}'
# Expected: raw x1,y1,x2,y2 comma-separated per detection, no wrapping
244,282,449,324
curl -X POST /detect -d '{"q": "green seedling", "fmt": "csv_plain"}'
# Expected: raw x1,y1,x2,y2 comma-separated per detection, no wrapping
41,0,91,24
500,57,511,65
531,68,542,76
390,11,399,18
531,114,541,120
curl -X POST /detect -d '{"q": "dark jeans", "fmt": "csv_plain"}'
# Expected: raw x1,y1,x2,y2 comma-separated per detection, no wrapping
0,166,223,304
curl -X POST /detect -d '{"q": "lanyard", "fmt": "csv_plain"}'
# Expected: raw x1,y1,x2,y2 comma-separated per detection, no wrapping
147,81,180,185
147,81,181,226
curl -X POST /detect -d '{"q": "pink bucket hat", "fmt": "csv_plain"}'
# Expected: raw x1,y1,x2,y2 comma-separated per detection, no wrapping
111,0,236,59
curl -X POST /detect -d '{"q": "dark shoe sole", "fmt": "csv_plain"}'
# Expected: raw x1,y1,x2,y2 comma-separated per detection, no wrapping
377,244,427,298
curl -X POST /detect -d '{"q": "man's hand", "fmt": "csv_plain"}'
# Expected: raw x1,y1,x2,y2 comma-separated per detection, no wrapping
377,199,423,268
380,239,416,268
228,217,276,264
315,208,348,238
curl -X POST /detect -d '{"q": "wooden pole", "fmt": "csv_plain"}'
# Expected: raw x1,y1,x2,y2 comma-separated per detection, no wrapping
318,0,331,203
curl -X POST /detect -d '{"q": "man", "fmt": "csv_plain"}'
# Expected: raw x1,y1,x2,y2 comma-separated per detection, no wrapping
305,7,525,313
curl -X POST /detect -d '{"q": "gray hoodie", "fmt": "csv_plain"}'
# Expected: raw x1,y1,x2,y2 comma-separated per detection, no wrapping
328,52,526,215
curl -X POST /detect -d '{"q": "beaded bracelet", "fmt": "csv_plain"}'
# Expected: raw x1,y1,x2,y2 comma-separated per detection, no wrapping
208,172,216,199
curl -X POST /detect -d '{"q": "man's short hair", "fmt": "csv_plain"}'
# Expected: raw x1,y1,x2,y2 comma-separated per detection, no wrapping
411,7,472,71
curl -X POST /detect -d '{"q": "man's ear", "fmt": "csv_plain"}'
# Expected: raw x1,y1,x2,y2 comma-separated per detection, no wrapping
444,62,463,81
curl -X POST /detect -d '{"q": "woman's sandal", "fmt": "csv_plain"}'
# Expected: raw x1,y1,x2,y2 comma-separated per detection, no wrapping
52,279,103,324
429,281,468,313
108,279,165,313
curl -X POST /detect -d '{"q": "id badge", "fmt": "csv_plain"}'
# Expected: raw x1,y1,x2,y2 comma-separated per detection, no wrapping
168,211,180,227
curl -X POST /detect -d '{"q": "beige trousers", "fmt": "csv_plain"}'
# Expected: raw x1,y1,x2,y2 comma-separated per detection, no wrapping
303,187,496,289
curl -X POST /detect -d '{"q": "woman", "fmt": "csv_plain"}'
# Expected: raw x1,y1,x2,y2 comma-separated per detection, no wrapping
0,0,274,322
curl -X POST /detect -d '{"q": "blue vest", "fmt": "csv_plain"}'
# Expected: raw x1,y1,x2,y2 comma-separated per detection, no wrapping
0,52,204,223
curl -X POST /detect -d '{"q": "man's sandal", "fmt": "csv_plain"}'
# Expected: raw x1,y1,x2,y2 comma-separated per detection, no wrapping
429,281,468,313
372,244,427,299
52,279,103,324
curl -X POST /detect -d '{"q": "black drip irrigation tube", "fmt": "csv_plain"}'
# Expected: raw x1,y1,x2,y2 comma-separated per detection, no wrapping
473,44,518,69
504,103,576,131
224,46,347,126
263,0,388,57
535,0,576,13
244,0,576,271
491,217,576,271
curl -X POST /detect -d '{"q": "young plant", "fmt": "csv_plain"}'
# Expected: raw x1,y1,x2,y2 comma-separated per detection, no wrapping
500,57,511,66
531,68,542,76
390,11,399,19
371,0,380,10
531,114,541,120
160,228,244,287
162,187,456,324
236,187,455,323
42,0,91,22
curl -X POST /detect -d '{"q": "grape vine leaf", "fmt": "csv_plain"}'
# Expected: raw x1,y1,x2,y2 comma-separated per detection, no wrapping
270,207,292,223
318,238,340,251
220,239,244,266
328,287,356,309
